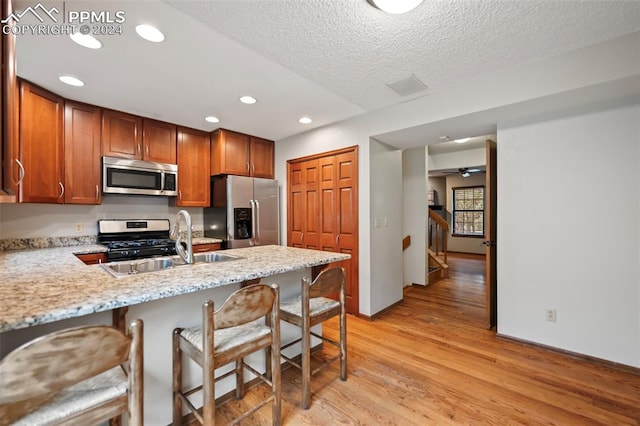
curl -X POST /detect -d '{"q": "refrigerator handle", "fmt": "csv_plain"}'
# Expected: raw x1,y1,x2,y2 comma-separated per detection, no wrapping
249,199,257,246
254,200,260,245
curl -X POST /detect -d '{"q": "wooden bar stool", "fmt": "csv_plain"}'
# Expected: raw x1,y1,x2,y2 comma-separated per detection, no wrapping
0,319,143,426
172,283,281,425
280,266,347,409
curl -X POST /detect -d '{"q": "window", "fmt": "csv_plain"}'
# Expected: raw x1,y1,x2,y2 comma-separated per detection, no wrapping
452,186,484,237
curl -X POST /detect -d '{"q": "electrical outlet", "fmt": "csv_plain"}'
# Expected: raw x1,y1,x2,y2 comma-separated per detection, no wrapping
545,309,557,322
374,217,381,228
75,223,84,233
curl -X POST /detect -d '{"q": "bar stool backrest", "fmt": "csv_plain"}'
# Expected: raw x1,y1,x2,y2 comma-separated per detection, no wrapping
307,266,345,299
0,321,143,425
214,284,277,329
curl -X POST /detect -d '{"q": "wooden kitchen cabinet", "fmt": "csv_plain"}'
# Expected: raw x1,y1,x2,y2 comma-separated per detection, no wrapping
64,101,102,204
1,0,18,202
101,109,143,160
75,252,107,265
250,136,275,178
176,127,210,207
211,129,274,178
19,80,64,204
142,118,177,164
193,243,221,253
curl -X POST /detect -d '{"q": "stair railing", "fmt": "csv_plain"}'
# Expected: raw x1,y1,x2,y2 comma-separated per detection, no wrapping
428,208,449,266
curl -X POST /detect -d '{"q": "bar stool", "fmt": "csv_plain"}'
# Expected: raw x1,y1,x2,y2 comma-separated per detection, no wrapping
172,284,281,425
280,266,347,409
0,319,144,426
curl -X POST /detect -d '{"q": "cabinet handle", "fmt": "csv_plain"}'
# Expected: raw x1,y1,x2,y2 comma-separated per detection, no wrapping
95,185,99,200
246,162,250,173
179,190,182,200
58,182,65,199
300,232,304,243
13,159,25,185
252,163,255,173
335,234,340,245
145,144,149,156
137,144,142,156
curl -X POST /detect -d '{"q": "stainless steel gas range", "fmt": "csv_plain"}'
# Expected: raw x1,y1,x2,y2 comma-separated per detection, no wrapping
97,219,177,262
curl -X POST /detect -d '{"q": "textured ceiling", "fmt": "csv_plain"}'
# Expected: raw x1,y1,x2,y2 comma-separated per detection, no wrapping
168,0,640,112
13,0,640,143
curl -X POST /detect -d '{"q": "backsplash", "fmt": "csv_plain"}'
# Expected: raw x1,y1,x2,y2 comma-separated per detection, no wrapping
0,195,203,240
0,230,206,252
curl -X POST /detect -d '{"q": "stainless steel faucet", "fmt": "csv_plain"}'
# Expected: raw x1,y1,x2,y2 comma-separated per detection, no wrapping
172,210,194,264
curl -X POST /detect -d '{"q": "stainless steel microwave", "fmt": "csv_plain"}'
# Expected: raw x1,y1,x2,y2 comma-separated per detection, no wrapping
102,156,178,196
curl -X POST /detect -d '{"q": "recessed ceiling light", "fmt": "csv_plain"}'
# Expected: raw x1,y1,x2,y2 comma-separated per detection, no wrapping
299,117,312,124
70,32,102,49
135,24,164,42
367,0,424,14
59,75,85,87
239,96,257,104
205,116,220,123
454,138,470,144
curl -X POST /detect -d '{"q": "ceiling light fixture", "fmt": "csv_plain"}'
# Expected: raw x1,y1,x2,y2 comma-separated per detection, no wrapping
367,0,424,14
454,138,470,144
135,24,165,42
205,116,220,123
299,117,312,124
461,171,471,178
239,96,257,104
70,32,102,49
59,75,85,87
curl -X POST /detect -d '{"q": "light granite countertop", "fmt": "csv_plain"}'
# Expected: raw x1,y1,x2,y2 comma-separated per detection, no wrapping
0,245,349,333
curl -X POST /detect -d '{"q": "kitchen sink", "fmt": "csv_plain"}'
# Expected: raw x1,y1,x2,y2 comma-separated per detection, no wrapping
101,252,240,277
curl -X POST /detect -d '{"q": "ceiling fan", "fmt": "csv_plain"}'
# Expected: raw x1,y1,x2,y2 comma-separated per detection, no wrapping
445,167,482,178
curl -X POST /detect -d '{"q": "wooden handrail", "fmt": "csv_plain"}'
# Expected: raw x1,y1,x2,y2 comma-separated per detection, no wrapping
428,209,449,231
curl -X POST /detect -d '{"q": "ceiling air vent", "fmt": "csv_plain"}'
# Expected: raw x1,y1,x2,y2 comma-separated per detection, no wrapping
385,74,427,97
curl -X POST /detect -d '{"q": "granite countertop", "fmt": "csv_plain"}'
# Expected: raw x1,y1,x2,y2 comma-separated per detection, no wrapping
191,237,223,245
0,245,349,333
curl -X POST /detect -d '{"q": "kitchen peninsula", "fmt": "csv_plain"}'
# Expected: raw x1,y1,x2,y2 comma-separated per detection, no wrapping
0,244,349,425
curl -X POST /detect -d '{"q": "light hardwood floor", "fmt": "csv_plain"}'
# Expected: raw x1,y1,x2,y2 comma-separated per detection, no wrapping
216,253,640,425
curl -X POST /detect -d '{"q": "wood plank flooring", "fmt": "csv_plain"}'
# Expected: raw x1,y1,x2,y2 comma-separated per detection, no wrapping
216,253,640,425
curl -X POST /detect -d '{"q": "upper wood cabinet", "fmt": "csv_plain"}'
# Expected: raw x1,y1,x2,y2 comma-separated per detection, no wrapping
1,0,18,202
64,101,102,205
142,118,177,164
19,81,64,204
101,109,142,159
176,127,210,207
102,111,176,164
211,129,274,178
250,136,275,178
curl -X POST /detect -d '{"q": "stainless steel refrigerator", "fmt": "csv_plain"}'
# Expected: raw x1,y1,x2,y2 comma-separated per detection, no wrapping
204,175,280,248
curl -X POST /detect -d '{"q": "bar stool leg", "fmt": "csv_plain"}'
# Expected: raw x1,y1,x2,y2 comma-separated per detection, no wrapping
340,308,347,381
172,328,183,426
301,310,311,409
235,359,245,399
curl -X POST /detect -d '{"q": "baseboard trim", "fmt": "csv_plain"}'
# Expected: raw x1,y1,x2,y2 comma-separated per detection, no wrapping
496,333,640,376
358,298,404,321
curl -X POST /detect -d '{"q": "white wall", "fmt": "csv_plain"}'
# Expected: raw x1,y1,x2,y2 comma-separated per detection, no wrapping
497,100,640,367
445,173,487,254
0,196,204,239
402,147,427,286
428,148,486,172
428,176,446,207
369,139,404,312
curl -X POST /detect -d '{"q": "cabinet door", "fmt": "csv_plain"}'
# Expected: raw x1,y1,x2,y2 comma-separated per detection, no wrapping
64,101,102,204
250,136,274,178
101,109,142,159
288,159,319,249
19,81,64,203
211,129,250,176
143,118,176,164
177,127,210,207
2,0,18,201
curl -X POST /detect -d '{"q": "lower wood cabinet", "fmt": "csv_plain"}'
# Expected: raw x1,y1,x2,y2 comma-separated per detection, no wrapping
75,252,107,265
193,243,221,253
